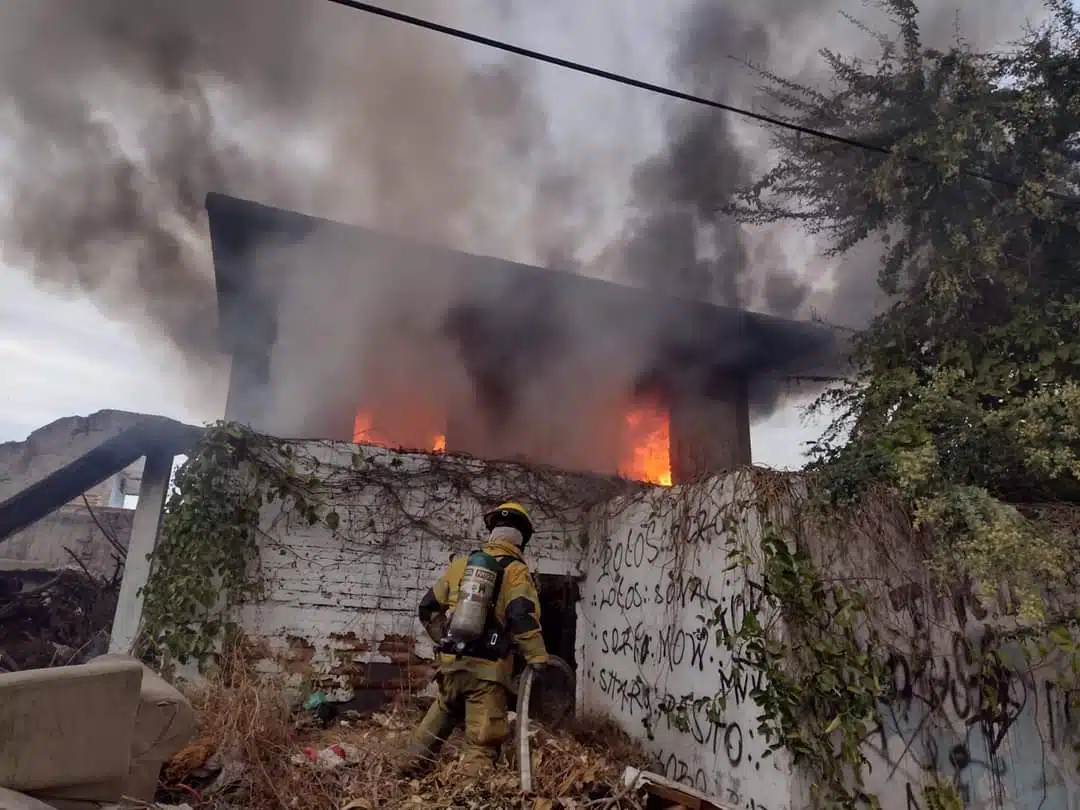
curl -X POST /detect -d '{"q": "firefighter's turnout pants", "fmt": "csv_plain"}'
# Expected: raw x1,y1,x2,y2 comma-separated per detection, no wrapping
406,670,510,773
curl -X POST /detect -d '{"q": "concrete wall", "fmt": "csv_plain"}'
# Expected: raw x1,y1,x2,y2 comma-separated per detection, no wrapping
578,476,791,810
862,624,1080,810
800,495,1080,810
0,505,131,579
669,378,751,480
237,441,622,699
213,439,1080,809
77,460,143,509
577,472,1080,810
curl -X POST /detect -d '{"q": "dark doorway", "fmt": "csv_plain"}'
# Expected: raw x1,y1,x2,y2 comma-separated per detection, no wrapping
535,573,579,669
514,573,579,726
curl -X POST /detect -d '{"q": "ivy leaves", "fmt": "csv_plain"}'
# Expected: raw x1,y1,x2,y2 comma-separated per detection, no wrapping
139,424,265,670
139,423,338,672
714,507,885,810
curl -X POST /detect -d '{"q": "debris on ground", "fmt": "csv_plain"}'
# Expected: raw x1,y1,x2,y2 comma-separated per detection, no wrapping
0,564,117,671
289,743,362,770
158,663,654,810
622,767,735,809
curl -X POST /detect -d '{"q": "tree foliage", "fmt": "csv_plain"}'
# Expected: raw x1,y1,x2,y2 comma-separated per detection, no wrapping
733,0,1080,613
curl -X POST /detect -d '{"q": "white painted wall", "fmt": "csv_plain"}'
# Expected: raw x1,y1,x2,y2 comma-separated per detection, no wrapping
578,476,792,810
237,441,606,693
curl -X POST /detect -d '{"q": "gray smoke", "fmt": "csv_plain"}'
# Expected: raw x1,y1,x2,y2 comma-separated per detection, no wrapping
0,1,313,366
612,0,841,418
0,0,579,395
613,0,1048,416
620,1,819,311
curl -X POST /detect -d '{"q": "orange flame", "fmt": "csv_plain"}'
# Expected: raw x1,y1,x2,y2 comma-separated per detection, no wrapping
620,402,673,486
352,411,393,446
353,410,446,454
353,402,671,482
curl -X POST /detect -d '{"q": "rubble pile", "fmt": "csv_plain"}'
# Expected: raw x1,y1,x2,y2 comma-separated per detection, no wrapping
162,670,652,810
0,566,116,671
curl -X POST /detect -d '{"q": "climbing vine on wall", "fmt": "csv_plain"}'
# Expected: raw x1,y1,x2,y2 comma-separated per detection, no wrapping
920,781,964,810
699,475,888,810
641,471,1074,810
626,468,1080,810
726,534,881,807
140,423,301,670
139,421,629,672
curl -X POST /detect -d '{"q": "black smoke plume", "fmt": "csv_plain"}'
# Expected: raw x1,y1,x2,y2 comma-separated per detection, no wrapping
0,0,1046,467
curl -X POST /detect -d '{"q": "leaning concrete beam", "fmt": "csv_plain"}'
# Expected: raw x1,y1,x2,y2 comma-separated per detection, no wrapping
0,411,203,542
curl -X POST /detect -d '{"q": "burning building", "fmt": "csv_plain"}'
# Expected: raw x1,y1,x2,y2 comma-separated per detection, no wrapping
207,192,837,485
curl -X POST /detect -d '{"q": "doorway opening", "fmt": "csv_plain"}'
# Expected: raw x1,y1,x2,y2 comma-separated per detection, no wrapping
513,573,579,725
535,573,579,670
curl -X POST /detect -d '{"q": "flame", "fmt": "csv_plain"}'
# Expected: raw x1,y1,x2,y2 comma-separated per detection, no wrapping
353,410,446,454
352,411,393,446
353,401,670,481
620,402,673,486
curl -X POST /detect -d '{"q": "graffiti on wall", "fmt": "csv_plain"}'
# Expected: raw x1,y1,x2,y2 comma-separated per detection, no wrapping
581,496,788,810
581,491,1080,810
860,584,1080,810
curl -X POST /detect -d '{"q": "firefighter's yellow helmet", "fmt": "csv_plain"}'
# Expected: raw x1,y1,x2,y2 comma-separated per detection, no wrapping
484,501,534,546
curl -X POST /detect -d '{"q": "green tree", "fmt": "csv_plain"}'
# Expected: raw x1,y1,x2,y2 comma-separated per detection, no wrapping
735,0,1080,614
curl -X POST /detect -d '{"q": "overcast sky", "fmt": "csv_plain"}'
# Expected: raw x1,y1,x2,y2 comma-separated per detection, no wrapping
0,0,858,467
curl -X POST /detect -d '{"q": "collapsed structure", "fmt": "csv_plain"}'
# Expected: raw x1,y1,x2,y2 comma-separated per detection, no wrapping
207,193,838,484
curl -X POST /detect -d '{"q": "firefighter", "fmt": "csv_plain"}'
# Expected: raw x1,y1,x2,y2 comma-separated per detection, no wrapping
402,501,550,775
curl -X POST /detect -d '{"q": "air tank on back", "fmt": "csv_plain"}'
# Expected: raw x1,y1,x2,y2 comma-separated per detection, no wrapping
447,550,501,642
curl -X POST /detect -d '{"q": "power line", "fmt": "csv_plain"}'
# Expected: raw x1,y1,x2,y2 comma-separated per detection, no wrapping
324,0,1080,208
327,0,881,154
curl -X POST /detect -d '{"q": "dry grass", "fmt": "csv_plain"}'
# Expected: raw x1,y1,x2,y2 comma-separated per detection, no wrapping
162,663,653,810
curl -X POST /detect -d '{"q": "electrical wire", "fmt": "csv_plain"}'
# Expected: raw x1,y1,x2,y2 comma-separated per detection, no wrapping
324,0,1080,208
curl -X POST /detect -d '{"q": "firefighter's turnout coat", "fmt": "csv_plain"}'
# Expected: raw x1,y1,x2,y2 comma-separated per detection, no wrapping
417,535,548,688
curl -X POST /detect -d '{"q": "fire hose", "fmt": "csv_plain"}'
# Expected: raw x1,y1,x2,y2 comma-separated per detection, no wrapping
515,655,575,793
516,664,536,792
